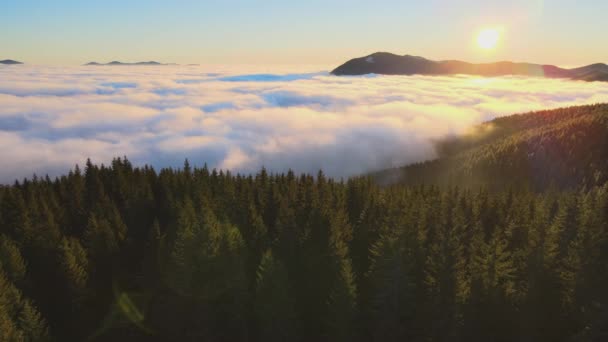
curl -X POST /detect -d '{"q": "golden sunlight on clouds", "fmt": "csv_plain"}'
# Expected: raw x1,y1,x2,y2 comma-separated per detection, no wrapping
0,65,607,181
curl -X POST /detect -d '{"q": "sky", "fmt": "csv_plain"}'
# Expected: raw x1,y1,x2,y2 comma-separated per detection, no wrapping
1,0,608,183
2,0,607,66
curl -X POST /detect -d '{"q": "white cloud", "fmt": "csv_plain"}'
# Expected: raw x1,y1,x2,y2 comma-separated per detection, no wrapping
0,64,607,182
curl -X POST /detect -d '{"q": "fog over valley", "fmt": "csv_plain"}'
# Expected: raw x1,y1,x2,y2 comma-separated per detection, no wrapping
1,65,607,182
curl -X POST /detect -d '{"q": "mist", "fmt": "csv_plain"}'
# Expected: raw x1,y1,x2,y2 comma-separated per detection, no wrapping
1,64,607,182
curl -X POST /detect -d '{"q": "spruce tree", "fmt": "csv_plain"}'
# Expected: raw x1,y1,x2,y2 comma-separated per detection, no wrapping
367,232,418,341
326,209,356,341
254,250,297,341
0,234,26,285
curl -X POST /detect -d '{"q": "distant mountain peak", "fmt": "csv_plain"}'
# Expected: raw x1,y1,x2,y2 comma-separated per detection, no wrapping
332,52,608,82
0,59,23,65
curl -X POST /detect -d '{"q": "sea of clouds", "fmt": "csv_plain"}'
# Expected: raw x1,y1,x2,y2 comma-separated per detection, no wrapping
1,64,607,183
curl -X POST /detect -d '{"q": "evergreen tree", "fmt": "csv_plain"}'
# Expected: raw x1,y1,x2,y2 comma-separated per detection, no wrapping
367,232,418,341
0,269,49,342
254,250,297,341
326,209,357,341
0,234,27,285
59,237,88,301
423,191,466,339
0,128,607,342
0,188,33,242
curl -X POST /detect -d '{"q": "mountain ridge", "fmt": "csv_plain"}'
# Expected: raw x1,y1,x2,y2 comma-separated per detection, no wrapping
332,52,608,82
84,61,166,66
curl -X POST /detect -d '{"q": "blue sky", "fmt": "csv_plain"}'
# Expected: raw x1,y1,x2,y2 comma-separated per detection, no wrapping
1,0,607,66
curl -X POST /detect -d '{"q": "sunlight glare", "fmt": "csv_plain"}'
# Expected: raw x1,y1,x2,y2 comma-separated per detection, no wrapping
477,28,501,50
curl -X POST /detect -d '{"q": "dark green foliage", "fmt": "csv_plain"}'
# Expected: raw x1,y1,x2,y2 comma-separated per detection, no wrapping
0,268,50,341
0,104,607,341
377,103,608,190
0,235,27,285
367,232,417,341
254,250,297,341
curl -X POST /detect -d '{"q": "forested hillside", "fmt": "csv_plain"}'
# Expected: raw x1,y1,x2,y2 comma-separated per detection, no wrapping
1,104,608,341
377,103,608,189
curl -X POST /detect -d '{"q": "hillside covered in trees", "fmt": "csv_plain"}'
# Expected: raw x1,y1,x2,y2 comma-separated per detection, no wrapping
1,104,608,341
377,103,608,190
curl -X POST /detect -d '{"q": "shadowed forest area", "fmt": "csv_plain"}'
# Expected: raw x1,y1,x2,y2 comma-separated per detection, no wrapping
1,104,608,341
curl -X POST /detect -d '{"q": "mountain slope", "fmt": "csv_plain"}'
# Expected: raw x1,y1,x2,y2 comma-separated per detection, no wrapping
374,103,608,189
332,52,608,82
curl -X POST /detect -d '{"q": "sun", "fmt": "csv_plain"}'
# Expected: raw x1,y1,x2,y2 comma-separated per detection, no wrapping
477,28,500,50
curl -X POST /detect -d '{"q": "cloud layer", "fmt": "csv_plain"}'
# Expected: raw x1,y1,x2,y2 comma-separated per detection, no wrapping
1,64,607,182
